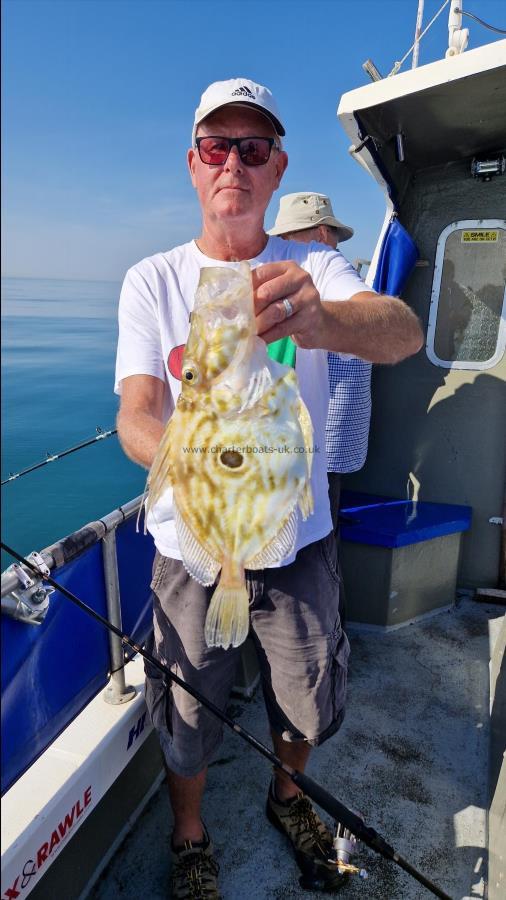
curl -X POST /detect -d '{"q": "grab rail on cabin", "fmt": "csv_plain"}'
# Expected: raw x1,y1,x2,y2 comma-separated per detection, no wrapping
1,495,148,705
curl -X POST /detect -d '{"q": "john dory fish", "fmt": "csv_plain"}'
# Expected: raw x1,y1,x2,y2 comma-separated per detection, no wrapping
148,262,314,650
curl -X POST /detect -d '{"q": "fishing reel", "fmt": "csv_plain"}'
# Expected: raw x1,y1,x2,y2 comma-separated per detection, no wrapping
298,819,367,892
330,821,368,879
1,553,54,625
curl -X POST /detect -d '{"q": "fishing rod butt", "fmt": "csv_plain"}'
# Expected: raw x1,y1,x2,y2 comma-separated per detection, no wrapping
392,851,454,900
289,770,454,900
289,770,394,858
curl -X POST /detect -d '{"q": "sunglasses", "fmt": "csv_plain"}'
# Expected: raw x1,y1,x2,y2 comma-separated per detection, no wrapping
195,136,279,167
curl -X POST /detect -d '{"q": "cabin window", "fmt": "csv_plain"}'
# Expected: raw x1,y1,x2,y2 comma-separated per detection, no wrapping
426,220,506,370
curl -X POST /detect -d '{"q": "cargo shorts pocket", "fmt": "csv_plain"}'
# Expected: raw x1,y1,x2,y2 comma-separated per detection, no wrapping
330,629,350,720
319,531,340,586
150,551,169,594
143,630,170,723
145,669,173,736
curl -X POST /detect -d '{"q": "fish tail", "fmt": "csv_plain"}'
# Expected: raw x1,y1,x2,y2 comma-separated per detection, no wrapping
205,569,249,650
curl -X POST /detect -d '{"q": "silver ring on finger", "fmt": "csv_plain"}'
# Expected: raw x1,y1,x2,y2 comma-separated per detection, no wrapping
282,297,294,319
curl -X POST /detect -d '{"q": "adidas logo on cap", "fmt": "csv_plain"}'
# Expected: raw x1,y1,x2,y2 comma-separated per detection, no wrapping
231,85,255,99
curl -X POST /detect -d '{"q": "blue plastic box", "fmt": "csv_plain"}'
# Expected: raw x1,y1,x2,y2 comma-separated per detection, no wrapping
339,491,472,627
340,493,472,548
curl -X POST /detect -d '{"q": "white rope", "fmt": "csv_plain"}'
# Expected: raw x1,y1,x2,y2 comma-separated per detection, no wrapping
388,0,451,77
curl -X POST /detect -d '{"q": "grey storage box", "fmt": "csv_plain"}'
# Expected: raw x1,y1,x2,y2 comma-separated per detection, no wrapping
339,492,472,628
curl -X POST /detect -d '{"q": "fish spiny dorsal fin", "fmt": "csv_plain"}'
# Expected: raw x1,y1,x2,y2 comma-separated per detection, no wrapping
147,421,173,511
298,398,314,479
298,482,314,521
136,476,150,534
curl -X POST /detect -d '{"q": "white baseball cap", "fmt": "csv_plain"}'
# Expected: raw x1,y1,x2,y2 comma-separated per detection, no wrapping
192,78,285,146
268,192,354,242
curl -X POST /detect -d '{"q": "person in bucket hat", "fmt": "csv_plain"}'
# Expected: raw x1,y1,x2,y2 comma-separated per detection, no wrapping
268,191,354,244
270,192,373,630
115,77,423,898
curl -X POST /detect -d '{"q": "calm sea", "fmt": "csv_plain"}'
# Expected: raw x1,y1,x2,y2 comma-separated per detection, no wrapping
1,277,146,569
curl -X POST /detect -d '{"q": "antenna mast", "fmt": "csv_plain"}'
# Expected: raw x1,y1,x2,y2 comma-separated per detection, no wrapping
412,0,425,68
446,1,469,56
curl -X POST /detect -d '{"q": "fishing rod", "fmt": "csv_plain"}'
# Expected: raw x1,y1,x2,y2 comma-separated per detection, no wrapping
1,541,453,900
1,427,118,486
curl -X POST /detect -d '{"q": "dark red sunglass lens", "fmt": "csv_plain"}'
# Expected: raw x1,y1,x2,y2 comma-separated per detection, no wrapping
198,138,229,164
238,139,270,165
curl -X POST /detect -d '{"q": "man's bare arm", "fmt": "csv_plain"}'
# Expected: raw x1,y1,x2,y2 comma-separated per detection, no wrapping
319,292,423,363
253,262,423,364
116,374,166,470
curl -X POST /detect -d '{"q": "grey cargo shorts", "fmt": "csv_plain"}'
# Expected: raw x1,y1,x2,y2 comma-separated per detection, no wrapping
145,531,350,776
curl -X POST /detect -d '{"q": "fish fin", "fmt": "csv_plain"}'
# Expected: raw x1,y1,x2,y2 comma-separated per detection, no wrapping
147,421,174,510
175,505,221,586
205,578,250,649
236,366,272,413
298,482,314,521
136,476,150,535
245,507,298,569
298,398,314,479
295,397,314,520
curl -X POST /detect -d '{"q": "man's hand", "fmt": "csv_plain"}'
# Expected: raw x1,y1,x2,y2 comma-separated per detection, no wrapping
252,261,325,349
252,260,423,364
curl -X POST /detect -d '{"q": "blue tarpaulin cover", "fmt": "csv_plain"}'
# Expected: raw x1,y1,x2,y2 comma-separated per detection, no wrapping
373,216,419,295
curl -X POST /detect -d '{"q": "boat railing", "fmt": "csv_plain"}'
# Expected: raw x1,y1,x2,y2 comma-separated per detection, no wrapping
1,491,260,796
1,494,151,706
99,499,145,705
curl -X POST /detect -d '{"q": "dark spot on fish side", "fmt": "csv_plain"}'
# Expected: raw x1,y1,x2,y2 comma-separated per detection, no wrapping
220,450,244,469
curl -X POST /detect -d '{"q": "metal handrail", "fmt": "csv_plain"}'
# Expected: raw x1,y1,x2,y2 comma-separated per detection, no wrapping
0,495,145,598
1,494,148,705
101,528,136,705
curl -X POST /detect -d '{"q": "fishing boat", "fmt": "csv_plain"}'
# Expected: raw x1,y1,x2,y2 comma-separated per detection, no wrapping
2,4,505,899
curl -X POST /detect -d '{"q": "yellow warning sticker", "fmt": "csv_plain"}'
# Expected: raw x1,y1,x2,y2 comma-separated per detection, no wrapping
461,230,498,243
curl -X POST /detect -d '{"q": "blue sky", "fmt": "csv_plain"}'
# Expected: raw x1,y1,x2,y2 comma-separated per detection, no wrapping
2,0,504,282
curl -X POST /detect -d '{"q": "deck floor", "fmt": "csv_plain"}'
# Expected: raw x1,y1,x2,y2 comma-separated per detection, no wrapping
90,599,504,900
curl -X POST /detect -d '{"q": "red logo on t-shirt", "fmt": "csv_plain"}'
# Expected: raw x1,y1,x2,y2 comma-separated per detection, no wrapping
168,344,186,380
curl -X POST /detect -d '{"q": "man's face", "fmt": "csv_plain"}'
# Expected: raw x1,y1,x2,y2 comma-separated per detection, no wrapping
188,106,288,225
281,225,338,249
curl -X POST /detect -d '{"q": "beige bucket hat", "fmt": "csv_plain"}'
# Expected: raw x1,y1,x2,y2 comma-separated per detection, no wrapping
268,192,354,242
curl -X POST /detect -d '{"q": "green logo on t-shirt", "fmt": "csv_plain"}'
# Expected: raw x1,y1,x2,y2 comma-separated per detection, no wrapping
266,336,297,368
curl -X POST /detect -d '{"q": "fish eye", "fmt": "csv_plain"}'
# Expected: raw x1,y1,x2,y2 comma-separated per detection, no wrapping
182,363,199,385
219,450,244,469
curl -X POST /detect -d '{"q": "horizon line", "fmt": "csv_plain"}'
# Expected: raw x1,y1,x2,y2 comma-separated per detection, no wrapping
1,274,122,285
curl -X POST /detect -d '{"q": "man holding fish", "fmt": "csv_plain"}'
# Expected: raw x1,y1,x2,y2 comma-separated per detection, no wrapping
115,77,423,898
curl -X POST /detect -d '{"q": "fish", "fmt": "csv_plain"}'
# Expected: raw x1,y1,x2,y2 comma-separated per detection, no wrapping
147,261,314,650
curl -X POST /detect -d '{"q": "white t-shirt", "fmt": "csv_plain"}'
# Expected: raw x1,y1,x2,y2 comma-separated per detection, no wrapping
115,235,368,562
